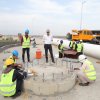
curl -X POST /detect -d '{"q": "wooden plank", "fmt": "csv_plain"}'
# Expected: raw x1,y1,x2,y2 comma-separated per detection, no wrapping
63,50,77,55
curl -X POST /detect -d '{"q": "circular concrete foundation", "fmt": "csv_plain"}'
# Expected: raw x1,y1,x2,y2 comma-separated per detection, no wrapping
24,58,76,96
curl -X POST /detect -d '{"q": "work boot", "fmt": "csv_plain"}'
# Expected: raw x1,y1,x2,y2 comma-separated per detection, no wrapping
12,92,21,99
23,72,27,79
79,82,89,86
46,59,48,63
52,61,55,63
51,61,55,65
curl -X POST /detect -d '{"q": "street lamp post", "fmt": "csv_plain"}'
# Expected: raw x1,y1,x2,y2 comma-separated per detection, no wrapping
80,1,86,30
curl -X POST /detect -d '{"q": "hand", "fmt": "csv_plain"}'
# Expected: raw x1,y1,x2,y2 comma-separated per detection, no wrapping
18,64,23,67
23,72,27,79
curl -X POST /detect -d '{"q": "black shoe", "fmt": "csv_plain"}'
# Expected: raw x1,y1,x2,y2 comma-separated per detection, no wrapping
23,61,25,63
12,92,21,99
4,96,8,98
23,72,27,79
52,61,55,63
79,82,89,86
46,61,48,63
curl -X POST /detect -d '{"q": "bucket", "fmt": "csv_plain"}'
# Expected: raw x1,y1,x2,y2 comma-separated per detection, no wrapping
36,49,42,59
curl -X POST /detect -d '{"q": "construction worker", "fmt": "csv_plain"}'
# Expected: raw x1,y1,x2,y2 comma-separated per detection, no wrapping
32,38,36,48
72,41,76,50
43,29,55,63
69,39,74,49
3,50,22,70
58,40,64,58
80,40,84,53
21,29,31,63
75,40,83,56
18,33,22,42
74,55,96,86
0,59,26,98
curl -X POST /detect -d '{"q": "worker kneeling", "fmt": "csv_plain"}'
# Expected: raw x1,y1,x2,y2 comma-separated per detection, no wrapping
0,59,27,98
74,55,96,86
3,50,22,70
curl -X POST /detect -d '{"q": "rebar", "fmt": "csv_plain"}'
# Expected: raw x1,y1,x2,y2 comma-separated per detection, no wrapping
42,73,45,82
52,73,55,81
61,72,64,80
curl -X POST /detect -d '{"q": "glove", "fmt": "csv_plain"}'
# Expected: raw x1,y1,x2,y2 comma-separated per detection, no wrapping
23,72,27,79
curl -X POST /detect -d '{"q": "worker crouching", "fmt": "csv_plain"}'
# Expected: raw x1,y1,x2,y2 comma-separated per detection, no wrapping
74,55,96,86
3,50,23,70
0,59,27,98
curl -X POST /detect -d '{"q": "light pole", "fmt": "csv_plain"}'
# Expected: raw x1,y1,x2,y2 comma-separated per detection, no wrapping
80,0,86,30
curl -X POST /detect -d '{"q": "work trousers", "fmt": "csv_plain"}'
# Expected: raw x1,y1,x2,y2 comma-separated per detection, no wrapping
22,48,30,62
44,44,54,63
59,52,63,58
16,79,24,93
76,70,93,83
12,79,24,97
77,52,83,57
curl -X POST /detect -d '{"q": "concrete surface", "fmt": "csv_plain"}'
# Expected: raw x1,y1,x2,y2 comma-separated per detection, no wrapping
0,37,100,100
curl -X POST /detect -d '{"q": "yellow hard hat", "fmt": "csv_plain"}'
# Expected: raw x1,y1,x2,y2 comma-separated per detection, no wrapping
5,58,14,66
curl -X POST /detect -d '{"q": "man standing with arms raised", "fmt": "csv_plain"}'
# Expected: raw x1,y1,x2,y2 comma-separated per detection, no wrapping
43,29,55,63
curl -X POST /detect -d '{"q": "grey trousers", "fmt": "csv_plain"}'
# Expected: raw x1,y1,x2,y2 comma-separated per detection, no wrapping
76,70,93,83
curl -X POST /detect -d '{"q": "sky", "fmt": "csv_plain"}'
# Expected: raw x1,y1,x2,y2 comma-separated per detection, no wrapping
0,0,100,36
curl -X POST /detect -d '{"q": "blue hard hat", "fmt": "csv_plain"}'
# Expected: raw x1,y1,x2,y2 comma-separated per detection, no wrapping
76,41,79,44
12,50,18,57
60,40,63,43
25,29,29,34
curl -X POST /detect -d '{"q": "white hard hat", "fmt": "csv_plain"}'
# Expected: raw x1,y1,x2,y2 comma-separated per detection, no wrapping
78,55,87,63
46,29,50,33
80,40,83,42
54,54,59,58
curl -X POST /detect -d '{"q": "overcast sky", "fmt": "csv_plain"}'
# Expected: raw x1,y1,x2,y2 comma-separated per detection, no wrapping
0,0,100,36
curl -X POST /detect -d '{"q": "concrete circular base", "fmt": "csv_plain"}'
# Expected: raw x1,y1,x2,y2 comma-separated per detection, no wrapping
24,75,75,96
24,58,76,96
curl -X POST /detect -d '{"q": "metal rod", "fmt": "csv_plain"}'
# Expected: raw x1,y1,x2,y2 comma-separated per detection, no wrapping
72,65,73,72
68,69,70,74
70,62,71,68
33,75,35,80
43,73,45,82
61,72,64,80
32,60,33,67
53,73,55,81
55,58,57,65
27,62,28,68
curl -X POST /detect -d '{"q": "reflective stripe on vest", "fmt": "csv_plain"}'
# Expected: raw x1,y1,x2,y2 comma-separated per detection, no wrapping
0,82,16,87
69,41,73,48
77,43,82,52
84,60,96,81
0,89,15,96
0,69,16,96
73,43,76,50
22,36,30,48
59,44,64,53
